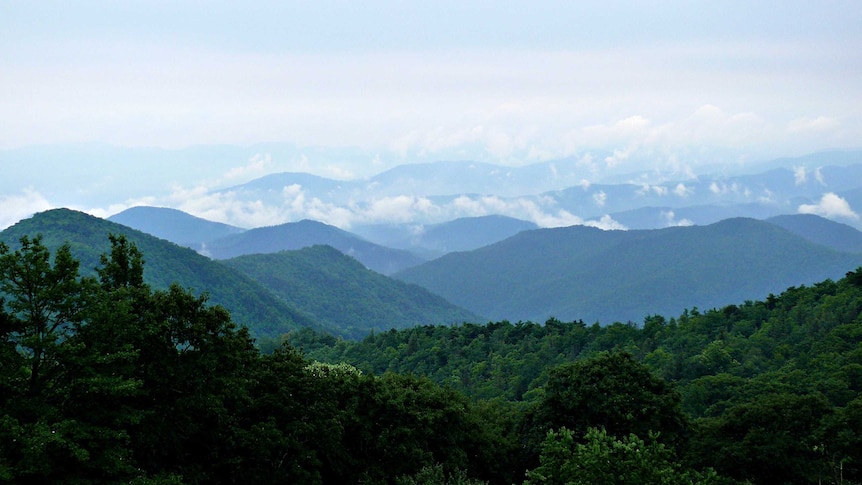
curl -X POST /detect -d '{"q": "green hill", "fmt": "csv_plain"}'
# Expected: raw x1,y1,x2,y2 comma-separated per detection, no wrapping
0,209,324,338
205,219,426,274
223,245,482,339
395,217,862,324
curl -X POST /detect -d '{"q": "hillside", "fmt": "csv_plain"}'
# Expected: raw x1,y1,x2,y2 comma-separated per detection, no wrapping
353,215,539,257
395,217,862,324
289,269,862,483
204,219,426,274
0,209,324,338
766,213,862,253
223,245,482,339
108,205,244,248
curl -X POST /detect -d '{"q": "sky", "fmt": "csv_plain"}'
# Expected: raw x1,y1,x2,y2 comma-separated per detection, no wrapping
1,1,861,228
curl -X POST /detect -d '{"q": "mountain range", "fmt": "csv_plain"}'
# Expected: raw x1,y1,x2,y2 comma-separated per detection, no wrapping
1,209,479,339
6,207,862,340
394,217,862,324
188,150,862,232
109,207,540,268
0,209,320,338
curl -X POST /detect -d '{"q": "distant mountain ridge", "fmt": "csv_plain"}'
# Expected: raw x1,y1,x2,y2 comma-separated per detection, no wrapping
2,209,484,340
104,208,542,271
223,245,482,339
109,206,244,247
352,215,540,257
194,150,862,231
394,216,862,324
766,214,862,253
203,219,426,275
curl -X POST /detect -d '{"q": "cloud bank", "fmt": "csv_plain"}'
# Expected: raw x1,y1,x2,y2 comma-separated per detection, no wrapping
0,189,53,230
798,193,859,220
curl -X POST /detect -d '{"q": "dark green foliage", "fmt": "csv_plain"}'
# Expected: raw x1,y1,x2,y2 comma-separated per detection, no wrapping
298,267,862,484
223,245,481,339
0,235,502,483
0,209,321,338
534,352,688,450
396,464,488,485
525,427,725,485
3,229,862,484
689,393,833,484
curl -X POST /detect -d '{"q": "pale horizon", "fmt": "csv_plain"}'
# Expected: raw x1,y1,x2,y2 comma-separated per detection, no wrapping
2,1,861,228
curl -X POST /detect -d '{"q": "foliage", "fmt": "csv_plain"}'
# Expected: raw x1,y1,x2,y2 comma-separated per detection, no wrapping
2,230,862,484
525,427,725,485
224,245,479,339
295,266,862,484
396,464,487,485
0,234,503,483
0,209,320,338
533,351,688,450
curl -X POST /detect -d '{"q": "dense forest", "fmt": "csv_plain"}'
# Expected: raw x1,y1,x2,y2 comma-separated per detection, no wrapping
2,234,861,484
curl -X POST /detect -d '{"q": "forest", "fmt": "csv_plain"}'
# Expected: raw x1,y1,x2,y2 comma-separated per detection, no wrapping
2,234,861,484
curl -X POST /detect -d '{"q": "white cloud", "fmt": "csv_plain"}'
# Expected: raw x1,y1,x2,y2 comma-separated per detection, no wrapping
674,183,694,197
759,188,776,204
813,167,825,186
529,208,584,228
322,165,357,180
593,191,607,207
788,116,839,133
0,189,52,229
221,153,273,182
585,215,627,231
793,166,806,185
661,210,694,227
798,193,859,220
637,184,668,196
361,195,440,224
709,181,743,196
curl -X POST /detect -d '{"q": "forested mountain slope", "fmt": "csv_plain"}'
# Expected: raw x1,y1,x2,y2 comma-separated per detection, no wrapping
0,209,323,337
395,217,862,324
204,219,426,274
292,268,862,483
3,227,861,483
223,245,482,340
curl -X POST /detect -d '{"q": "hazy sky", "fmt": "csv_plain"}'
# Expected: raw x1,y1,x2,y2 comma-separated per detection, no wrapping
1,1,861,227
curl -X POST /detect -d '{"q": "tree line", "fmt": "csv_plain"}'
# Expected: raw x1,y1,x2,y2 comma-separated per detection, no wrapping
2,234,860,483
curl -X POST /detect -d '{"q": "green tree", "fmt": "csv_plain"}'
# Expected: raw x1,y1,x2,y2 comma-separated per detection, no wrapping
0,235,87,398
689,392,832,484
524,427,723,485
533,352,688,450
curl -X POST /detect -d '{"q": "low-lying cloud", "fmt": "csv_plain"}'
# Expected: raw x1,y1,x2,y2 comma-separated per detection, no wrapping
0,189,52,230
146,181,629,232
798,193,859,220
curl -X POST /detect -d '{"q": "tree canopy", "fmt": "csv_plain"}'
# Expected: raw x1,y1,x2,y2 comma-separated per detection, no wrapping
2,233,861,484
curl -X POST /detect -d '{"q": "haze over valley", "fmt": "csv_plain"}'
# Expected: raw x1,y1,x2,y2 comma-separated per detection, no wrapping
1,0,861,358
5,3,862,483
